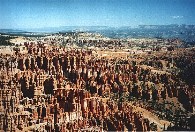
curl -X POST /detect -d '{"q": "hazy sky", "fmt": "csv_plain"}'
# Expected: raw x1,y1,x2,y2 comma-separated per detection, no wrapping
0,0,195,29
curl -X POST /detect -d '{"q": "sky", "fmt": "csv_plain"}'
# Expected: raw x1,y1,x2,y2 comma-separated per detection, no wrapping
0,0,195,29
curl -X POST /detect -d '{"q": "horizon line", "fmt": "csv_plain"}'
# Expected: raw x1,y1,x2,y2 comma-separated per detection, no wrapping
1,24,195,30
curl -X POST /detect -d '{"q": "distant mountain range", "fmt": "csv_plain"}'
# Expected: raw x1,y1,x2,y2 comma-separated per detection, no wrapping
0,29,26,33
1,25,195,33
138,24,195,29
1,25,195,42
0,26,112,33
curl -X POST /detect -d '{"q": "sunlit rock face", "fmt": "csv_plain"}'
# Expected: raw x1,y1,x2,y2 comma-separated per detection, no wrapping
0,33,194,131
